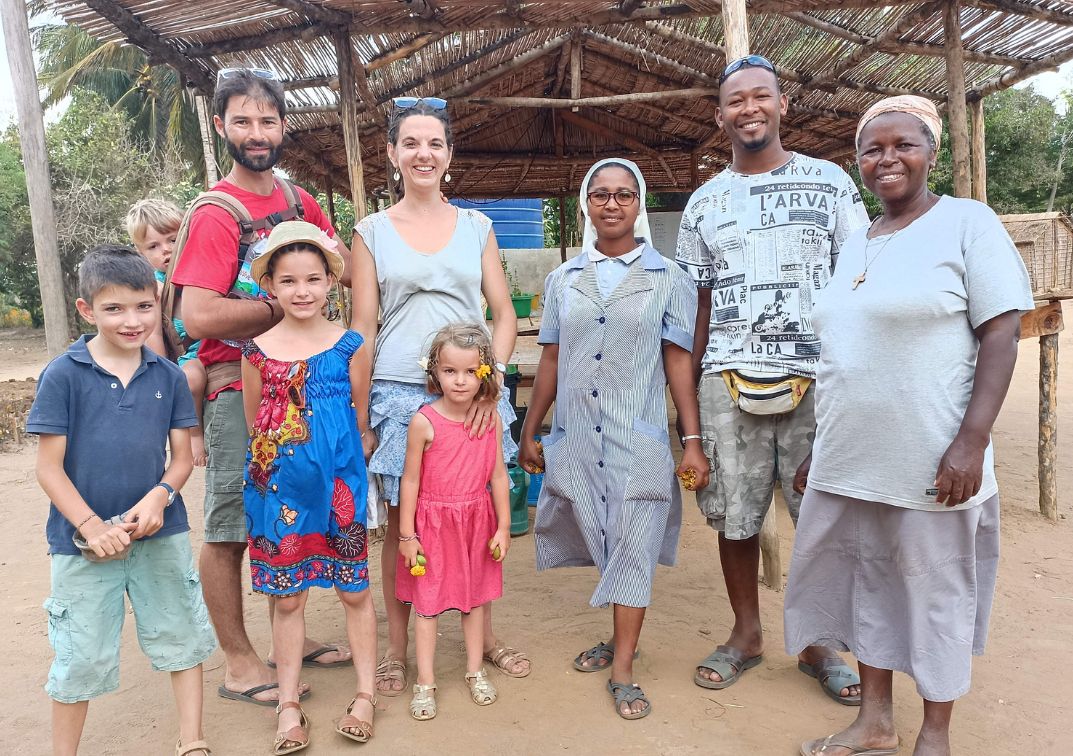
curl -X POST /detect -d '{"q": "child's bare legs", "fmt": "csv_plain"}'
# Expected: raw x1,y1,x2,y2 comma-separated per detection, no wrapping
181,359,207,466
52,700,88,756
171,665,209,754
609,604,647,716
462,604,486,674
378,504,410,693
336,587,377,731
272,591,309,738
414,614,438,687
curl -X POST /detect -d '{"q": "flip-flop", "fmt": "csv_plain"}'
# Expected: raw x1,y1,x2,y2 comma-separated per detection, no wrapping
693,644,763,690
800,734,899,755
572,641,640,672
267,645,351,669
607,680,652,720
798,658,862,706
217,683,310,707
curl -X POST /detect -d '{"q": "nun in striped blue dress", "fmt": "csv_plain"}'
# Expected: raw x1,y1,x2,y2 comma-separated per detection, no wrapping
518,158,709,720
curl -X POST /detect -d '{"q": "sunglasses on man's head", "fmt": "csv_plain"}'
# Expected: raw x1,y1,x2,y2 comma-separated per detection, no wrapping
216,67,281,86
392,96,448,111
719,55,776,85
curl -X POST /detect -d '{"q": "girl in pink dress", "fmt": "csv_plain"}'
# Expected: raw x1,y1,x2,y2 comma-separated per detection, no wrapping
396,323,511,720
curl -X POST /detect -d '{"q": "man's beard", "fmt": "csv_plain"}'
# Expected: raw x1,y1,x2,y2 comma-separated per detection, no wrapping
226,139,283,172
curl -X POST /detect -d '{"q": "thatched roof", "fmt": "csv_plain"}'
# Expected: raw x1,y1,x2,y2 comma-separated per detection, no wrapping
43,0,1073,198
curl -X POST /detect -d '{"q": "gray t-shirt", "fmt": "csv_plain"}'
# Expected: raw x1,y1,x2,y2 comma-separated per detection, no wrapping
675,153,868,378
809,196,1035,511
357,208,492,384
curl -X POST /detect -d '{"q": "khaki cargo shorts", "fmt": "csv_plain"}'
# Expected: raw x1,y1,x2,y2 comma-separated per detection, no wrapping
203,389,248,543
696,372,816,540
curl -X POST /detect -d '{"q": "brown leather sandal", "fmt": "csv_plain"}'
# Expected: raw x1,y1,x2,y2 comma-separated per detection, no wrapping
335,691,376,743
273,701,310,755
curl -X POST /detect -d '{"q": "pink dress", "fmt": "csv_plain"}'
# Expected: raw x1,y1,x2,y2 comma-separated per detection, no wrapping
395,405,503,616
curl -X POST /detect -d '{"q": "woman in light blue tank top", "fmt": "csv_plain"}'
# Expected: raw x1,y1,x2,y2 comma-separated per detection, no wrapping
350,98,530,696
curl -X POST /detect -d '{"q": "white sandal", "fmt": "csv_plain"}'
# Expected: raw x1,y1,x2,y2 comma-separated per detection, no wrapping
409,683,437,721
465,668,497,706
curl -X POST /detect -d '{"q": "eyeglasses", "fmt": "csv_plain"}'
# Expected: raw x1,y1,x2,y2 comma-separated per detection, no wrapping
392,96,448,111
587,190,640,207
719,55,776,85
216,67,281,86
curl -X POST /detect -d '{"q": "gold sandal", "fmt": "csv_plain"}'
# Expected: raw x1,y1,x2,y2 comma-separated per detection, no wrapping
410,683,437,721
336,691,376,743
375,655,407,697
483,642,531,678
273,701,310,755
465,668,498,706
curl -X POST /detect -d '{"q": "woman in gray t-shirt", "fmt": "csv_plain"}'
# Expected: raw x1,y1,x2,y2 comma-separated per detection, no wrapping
787,97,1033,756
350,98,529,697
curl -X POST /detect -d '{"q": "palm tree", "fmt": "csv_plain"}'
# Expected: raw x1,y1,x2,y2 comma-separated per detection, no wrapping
32,22,208,180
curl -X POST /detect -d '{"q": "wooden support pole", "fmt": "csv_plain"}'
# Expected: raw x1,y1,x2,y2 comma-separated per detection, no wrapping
194,94,219,187
559,197,568,262
945,1,972,198
326,173,337,230
334,30,369,221
971,98,987,204
1,0,70,354
721,0,782,588
1040,330,1060,521
569,36,582,112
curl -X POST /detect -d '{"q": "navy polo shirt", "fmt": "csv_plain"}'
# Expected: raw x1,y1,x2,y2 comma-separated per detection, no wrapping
27,335,198,555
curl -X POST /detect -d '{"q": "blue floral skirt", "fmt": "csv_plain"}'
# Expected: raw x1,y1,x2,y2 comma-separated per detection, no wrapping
368,379,518,506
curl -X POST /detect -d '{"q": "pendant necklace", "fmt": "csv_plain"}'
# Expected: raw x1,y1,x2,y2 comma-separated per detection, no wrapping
852,226,899,290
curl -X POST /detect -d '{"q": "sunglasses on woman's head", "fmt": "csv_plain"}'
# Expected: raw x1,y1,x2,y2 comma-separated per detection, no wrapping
719,54,776,84
587,190,640,207
392,96,448,111
216,67,280,86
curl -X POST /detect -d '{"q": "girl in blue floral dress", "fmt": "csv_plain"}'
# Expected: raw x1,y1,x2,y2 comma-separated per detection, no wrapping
241,221,379,753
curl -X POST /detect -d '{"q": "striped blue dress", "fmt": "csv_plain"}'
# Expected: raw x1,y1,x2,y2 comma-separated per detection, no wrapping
533,245,697,608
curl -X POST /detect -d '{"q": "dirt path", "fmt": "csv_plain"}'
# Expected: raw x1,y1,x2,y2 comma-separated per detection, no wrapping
2,329,1070,754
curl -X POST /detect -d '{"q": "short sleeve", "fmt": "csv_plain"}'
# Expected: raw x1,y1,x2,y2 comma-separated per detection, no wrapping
963,206,1036,328
537,268,564,345
354,214,379,253
170,367,199,430
830,169,870,269
468,210,493,249
171,205,242,293
297,187,336,237
25,360,71,436
661,269,698,351
674,200,716,288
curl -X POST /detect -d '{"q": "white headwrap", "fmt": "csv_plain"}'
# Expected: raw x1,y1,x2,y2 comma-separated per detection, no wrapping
580,158,653,251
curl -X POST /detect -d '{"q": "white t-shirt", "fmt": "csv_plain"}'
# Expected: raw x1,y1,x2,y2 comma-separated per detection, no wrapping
675,153,868,377
809,196,1035,511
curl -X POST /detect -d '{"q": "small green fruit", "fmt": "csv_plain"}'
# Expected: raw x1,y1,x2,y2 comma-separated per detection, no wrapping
416,554,427,566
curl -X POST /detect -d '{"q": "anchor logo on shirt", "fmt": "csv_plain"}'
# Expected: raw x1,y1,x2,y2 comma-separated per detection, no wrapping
155,391,163,399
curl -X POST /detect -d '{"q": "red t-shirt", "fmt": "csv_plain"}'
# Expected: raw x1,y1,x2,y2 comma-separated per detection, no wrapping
172,179,335,391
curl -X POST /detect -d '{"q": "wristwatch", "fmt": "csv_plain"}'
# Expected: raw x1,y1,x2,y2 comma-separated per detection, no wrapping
494,361,508,374
155,482,177,507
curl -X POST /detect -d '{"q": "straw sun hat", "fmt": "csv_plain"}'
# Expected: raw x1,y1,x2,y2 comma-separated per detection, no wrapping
251,220,344,282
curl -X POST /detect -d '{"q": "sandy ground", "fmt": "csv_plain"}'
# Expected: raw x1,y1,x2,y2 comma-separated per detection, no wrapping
2,326,1071,755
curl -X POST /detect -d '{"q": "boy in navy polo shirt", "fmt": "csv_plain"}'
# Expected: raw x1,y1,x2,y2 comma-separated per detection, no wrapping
28,245,216,756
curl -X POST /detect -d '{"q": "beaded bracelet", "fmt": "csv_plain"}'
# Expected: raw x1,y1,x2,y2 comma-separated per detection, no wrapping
398,534,419,542
75,513,99,532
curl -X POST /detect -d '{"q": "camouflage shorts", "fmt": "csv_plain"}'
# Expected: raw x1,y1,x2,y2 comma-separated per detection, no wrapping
696,372,816,540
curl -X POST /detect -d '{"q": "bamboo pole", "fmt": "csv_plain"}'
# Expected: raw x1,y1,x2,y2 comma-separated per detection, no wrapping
945,1,972,198
194,94,219,187
559,197,568,262
721,0,782,589
333,30,369,221
1039,330,1059,521
1,0,70,354
569,36,582,112
464,89,720,108
970,98,987,204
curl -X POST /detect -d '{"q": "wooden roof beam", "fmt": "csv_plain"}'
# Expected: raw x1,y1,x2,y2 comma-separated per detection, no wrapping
644,22,806,83
962,0,1073,26
806,1,943,91
367,32,447,71
786,11,1028,68
262,0,350,26
441,34,570,97
187,21,323,58
465,88,718,108
399,0,443,21
559,109,678,185
970,44,1073,99
620,0,645,15
82,0,213,91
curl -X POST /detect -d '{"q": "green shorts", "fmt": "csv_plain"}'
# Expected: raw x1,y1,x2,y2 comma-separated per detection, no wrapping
203,388,248,543
44,533,217,704
696,372,816,540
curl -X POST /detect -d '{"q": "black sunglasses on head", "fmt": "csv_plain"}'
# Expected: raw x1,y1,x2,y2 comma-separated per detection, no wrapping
719,55,776,85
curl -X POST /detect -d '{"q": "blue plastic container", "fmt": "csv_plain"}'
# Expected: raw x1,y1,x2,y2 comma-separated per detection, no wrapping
526,472,543,506
451,198,544,249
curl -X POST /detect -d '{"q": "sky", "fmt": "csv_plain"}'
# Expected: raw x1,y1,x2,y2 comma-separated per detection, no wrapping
0,18,1070,128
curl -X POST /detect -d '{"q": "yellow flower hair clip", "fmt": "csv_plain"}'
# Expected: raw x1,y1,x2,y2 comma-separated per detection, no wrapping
475,363,493,381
